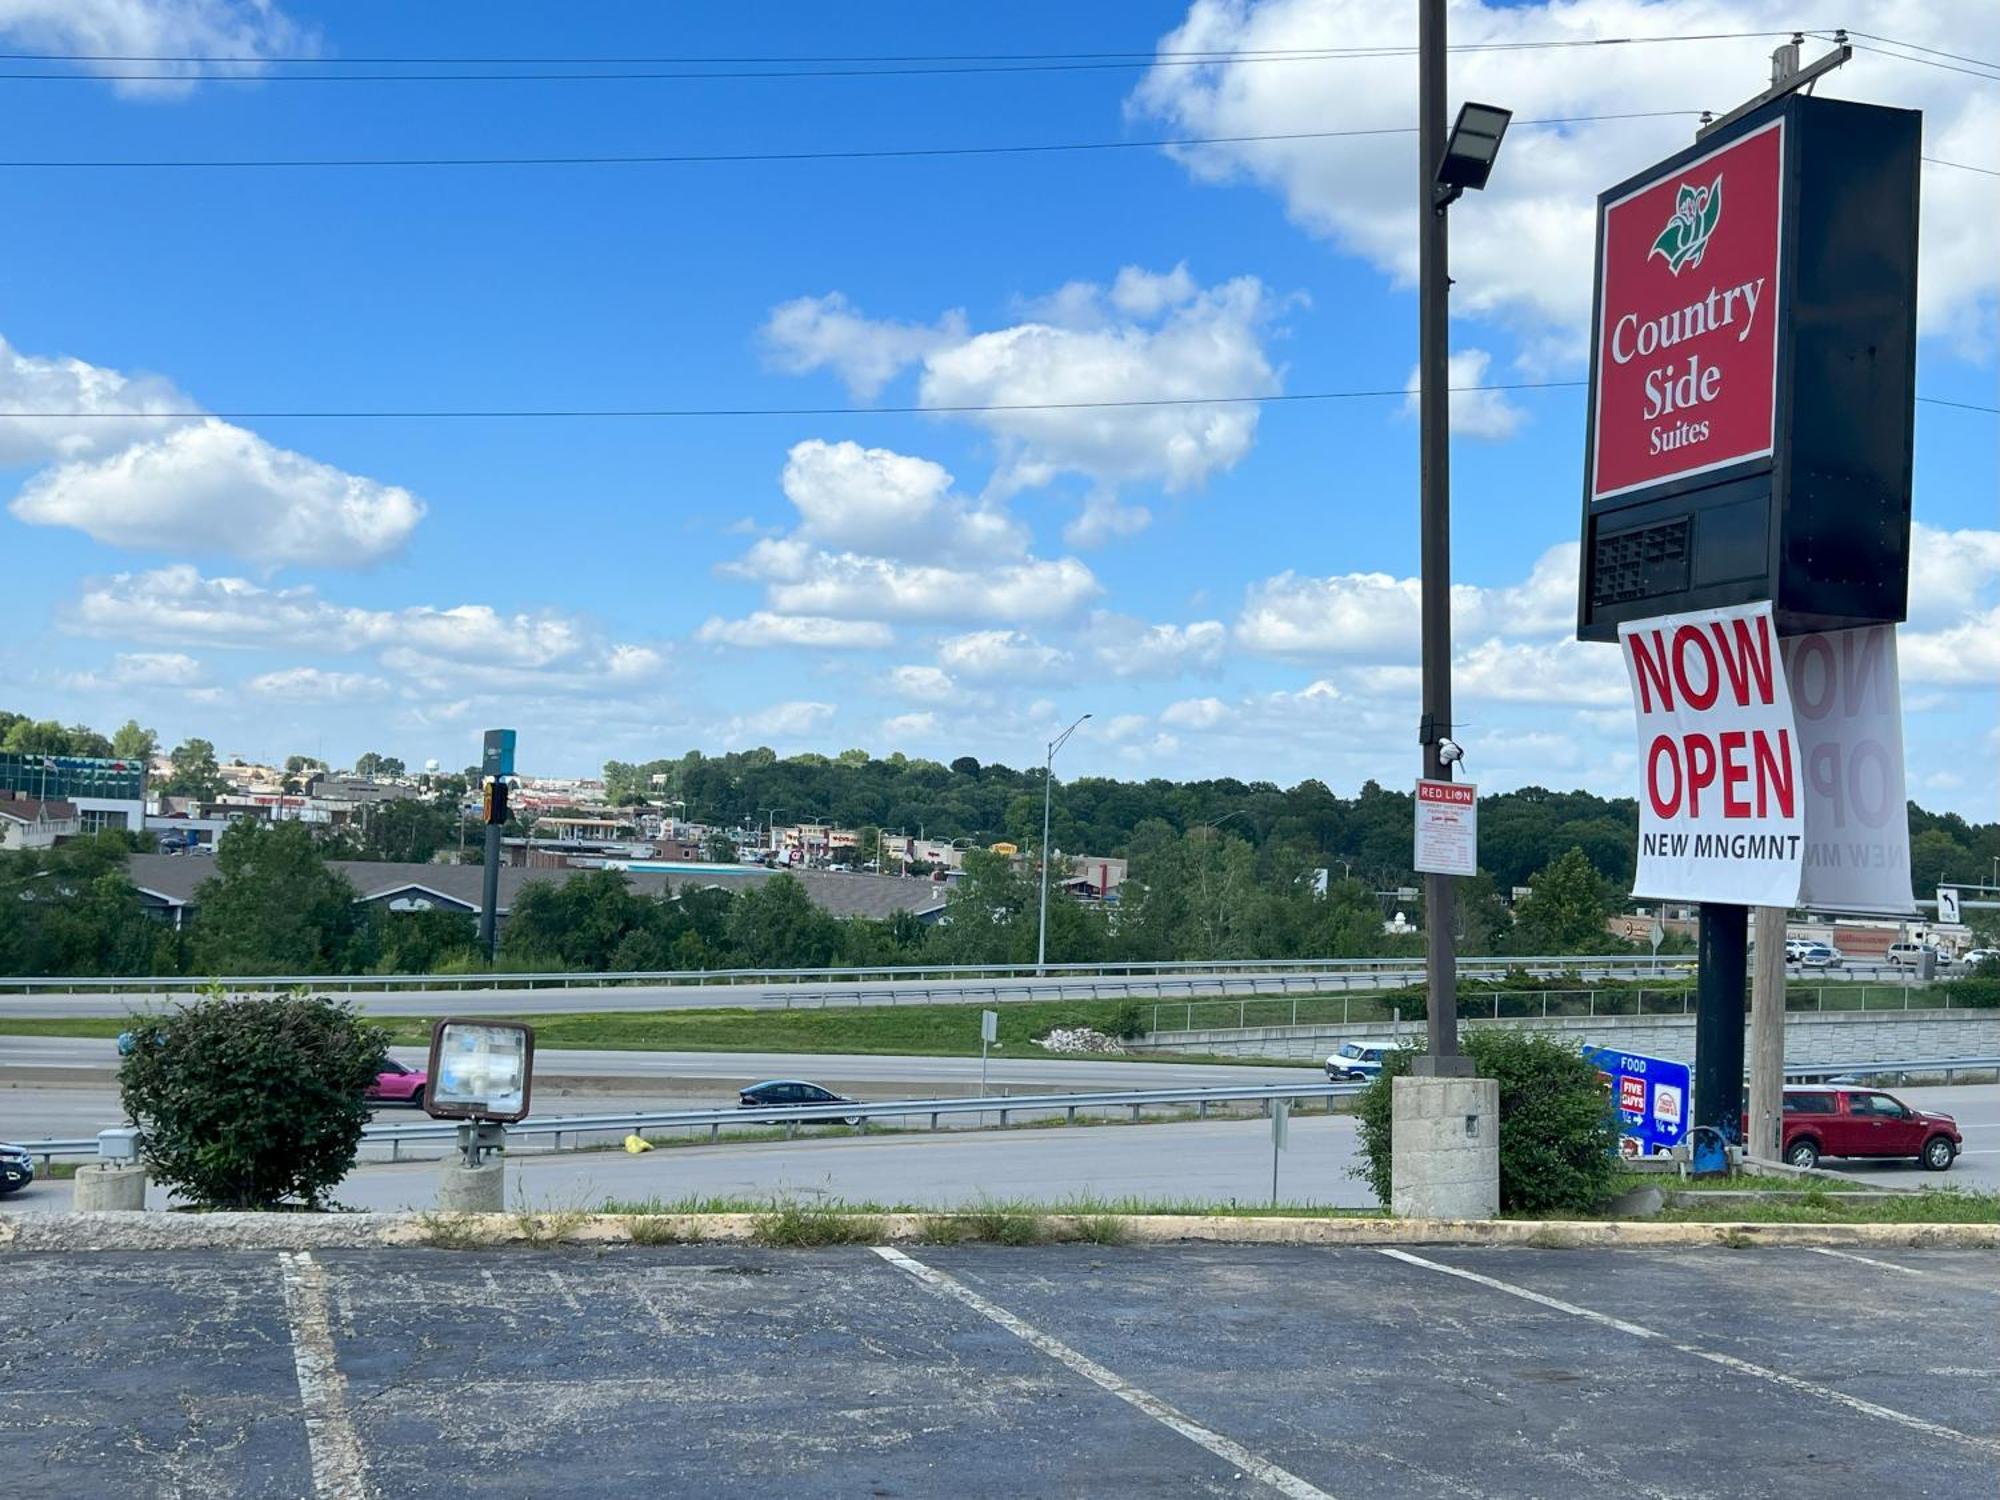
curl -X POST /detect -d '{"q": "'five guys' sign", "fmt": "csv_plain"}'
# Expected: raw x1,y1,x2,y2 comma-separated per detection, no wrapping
1620,602,1803,906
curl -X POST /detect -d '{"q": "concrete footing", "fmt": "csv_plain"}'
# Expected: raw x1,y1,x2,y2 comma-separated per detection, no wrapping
435,1160,505,1213
1391,1074,1500,1220
73,1163,148,1212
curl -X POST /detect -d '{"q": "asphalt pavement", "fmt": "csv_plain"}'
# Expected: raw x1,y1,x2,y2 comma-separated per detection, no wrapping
1,1242,1992,1498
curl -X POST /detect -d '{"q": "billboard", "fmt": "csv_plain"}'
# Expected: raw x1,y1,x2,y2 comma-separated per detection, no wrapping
1577,96,1921,641
1591,118,1783,503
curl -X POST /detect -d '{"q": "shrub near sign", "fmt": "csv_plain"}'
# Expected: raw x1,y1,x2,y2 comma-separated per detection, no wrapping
1591,119,1783,501
1620,600,1803,906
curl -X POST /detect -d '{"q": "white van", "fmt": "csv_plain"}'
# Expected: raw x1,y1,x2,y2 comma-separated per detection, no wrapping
1324,1039,1404,1083
1886,941,1934,968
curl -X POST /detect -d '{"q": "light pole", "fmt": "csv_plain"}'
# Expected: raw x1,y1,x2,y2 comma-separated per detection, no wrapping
1037,713,1091,973
1413,0,1510,1080
757,806,787,860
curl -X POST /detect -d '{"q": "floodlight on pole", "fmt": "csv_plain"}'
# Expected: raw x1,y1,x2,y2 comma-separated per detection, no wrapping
1433,101,1512,209
1036,712,1091,974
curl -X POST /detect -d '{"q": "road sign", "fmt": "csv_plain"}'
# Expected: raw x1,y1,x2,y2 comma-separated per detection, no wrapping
1414,779,1477,877
482,729,517,778
1582,1045,1691,1159
1938,887,1962,925
980,1009,998,1044
1648,922,1666,954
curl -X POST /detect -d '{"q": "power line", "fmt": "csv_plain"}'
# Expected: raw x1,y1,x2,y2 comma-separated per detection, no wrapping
0,31,1818,83
0,31,1802,69
1837,40,2000,83
4,385,1990,420
1842,29,2000,72
0,111,1704,170
1926,156,2000,179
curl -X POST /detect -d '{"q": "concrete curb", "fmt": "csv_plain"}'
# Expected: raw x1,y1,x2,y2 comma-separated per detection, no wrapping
4,1210,1996,1253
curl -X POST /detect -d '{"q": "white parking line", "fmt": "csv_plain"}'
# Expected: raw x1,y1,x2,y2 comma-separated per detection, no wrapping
1806,1246,1925,1275
1378,1248,1999,1456
277,1251,373,1500
872,1246,1336,1500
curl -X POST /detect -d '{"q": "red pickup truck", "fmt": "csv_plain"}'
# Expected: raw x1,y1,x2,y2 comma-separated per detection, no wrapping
1772,1086,1960,1172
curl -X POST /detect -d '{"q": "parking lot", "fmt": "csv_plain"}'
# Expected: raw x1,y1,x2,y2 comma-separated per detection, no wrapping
1,1241,1994,1498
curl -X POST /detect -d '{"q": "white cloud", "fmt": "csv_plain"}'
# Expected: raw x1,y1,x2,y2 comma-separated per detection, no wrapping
0,334,191,462
0,1,310,100
937,629,1073,681
1132,1,2000,352
1236,542,1576,658
1083,613,1227,678
697,612,895,650
12,418,425,567
1402,349,1526,440
738,700,836,737
760,292,967,398
1161,695,1230,729
777,439,1023,562
919,271,1284,504
63,565,659,696
884,664,964,704
1907,522,2000,627
246,666,389,701
746,551,1101,624
1901,605,2000,687
882,711,940,739
62,650,207,692
762,269,1290,540
1344,636,1628,707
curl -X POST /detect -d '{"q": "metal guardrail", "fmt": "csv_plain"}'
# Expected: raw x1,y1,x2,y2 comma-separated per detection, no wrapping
0,953,1692,996
8,1080,1360,1164
1782,1055,2000,1084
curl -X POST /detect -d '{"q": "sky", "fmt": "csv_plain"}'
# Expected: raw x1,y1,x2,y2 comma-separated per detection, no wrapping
1,0,1995,815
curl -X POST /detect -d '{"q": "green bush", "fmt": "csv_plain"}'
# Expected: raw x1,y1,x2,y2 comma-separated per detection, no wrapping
1354,1030,1620,1215
118,993,388,1210
1942,976,2000,1009
1109,1001,1150,1040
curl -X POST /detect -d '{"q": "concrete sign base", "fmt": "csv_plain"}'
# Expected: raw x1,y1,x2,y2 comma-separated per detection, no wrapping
73,1162,147,1212
1391,1075,1500,1220
435,1160,505,1214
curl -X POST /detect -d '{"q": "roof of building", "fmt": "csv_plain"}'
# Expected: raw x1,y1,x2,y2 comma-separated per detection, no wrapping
123,854,947,921
0,798,79,824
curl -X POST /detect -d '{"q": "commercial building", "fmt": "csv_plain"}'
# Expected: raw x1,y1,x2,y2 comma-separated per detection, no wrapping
0,751,146,836
0,797,81,851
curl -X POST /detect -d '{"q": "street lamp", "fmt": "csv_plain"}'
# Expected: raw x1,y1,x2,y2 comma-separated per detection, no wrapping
1414,0,1510,1080
1036,713,1091,973
757,806,787,858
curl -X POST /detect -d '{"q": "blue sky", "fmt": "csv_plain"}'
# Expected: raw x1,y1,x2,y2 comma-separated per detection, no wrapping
3,1,1995,815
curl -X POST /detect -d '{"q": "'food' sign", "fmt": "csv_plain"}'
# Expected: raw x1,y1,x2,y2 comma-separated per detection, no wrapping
1620,600,1803,905
1590,119,1783,503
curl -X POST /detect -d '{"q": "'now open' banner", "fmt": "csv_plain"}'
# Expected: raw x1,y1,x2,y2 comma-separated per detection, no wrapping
1620,601,1803,906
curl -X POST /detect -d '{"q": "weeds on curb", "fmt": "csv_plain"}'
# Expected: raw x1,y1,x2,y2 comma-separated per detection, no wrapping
1065,1214,1131,1246
750,1202,884,1247
414,1211,490,1250
628,1216,703,1246
954,1203,1046,1246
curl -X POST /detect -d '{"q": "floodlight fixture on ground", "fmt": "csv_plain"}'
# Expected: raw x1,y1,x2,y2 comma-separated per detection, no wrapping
1433,101,1512,208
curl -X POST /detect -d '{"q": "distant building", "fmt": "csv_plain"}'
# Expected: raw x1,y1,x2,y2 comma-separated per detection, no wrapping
0,796,81,851
0,752,145,835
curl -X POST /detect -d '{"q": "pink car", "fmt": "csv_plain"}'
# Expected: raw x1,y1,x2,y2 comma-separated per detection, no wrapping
364,1058,428,1109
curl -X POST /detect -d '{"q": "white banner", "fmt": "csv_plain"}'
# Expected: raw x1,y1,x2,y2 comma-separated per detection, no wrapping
1780,624,1913,915
1413,779,1477,877
1620,601,1804,905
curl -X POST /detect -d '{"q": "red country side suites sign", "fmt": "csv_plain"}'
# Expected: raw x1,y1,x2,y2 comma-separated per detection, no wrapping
1590,117,1784,503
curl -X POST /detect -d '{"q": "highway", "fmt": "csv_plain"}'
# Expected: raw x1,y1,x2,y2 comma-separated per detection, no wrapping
4,1085,1992,1213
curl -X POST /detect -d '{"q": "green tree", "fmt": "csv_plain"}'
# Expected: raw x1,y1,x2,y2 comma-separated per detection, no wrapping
192,820,364,973
1508,847,1619,955
727,874,843,969
367,905,479,973
164,737,224,799
343,798,453,863
1355,1030,1620,1214
109,720,157,762
118,993,387,1210
704,832,737,862
0,832,165,977
2,718,74,755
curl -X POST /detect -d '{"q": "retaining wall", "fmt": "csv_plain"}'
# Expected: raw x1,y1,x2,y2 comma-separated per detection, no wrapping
1130,1007,2000,1066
